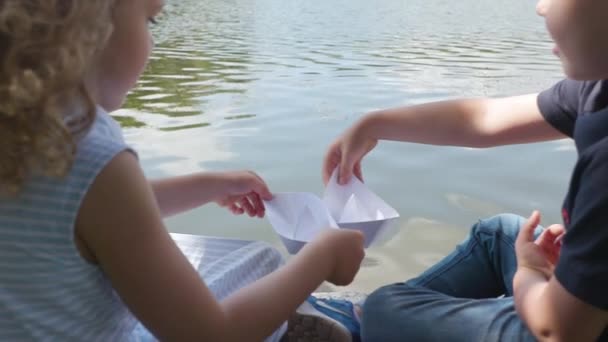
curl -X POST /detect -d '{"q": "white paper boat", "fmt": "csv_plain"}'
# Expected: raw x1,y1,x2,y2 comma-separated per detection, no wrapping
264,170,400,254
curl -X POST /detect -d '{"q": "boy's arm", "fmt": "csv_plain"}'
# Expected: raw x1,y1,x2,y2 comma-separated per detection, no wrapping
362,93,566,147
515,272,608,342
325,93,568,184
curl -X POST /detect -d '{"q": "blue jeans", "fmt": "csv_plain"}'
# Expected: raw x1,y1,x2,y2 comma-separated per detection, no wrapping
362,214,540,342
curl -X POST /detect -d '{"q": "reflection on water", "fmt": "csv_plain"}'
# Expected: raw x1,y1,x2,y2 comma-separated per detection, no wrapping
118,0,574,292
160,123,210,132
113,115,146,128
125,43,252,119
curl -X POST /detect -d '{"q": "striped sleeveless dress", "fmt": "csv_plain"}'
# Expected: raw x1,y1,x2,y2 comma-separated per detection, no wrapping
0,107,287,341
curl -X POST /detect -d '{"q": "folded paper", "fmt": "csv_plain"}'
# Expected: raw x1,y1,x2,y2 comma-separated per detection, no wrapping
264,170,400,254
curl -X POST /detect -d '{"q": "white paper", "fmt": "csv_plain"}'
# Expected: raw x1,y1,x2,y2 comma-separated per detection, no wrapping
264,170,400,254
323,170,396,223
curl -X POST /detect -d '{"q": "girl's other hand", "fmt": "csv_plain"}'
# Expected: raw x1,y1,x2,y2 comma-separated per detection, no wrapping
215,171,273,218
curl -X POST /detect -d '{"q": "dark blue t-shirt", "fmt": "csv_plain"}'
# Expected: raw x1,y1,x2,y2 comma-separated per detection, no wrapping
538,79,608,339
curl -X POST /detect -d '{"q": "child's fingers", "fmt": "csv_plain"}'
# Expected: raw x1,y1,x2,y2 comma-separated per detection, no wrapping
546,224,566,237
248,192,265,218
248,175,273,201
534,228,549,245
353,161,364,183
517,210,541,247
323,145,341,185
539,240,560,264
338,150,356,185
535,224,565,247
230,203,243,214
239,197,255,217
555,232,565,246
249,171,268,190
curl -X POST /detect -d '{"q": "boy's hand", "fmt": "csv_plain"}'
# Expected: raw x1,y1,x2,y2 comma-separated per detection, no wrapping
515,211,565,279
312,229,365,286
322,120,377,186
534,223,565,266
215,171,273,218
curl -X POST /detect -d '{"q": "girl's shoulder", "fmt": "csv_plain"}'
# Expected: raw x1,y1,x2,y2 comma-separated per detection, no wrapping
0,106,135,219
78,107,130,156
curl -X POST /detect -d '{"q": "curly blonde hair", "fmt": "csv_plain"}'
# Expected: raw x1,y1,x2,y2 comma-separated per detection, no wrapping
0,0,116,194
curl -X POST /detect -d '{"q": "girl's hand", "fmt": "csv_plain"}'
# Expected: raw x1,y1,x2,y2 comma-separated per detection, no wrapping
515,211,565,278
215,171,273,218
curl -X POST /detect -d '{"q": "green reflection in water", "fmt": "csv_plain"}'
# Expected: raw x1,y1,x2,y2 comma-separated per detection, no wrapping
119,0,259,131
224,114,256,120
123,40,253,120
112,115,146,128
160,123,211,132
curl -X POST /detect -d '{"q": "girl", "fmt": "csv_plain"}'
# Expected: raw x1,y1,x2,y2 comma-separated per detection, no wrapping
0,0,365,341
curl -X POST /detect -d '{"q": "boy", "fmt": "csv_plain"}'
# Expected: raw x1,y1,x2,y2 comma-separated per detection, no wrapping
323,0,608,340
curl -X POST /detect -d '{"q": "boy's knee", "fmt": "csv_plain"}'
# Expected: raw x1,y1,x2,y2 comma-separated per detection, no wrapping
364,283,396,315
364,283,418,323
362,283,428,341
363,284,400,340
472,213,525,240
